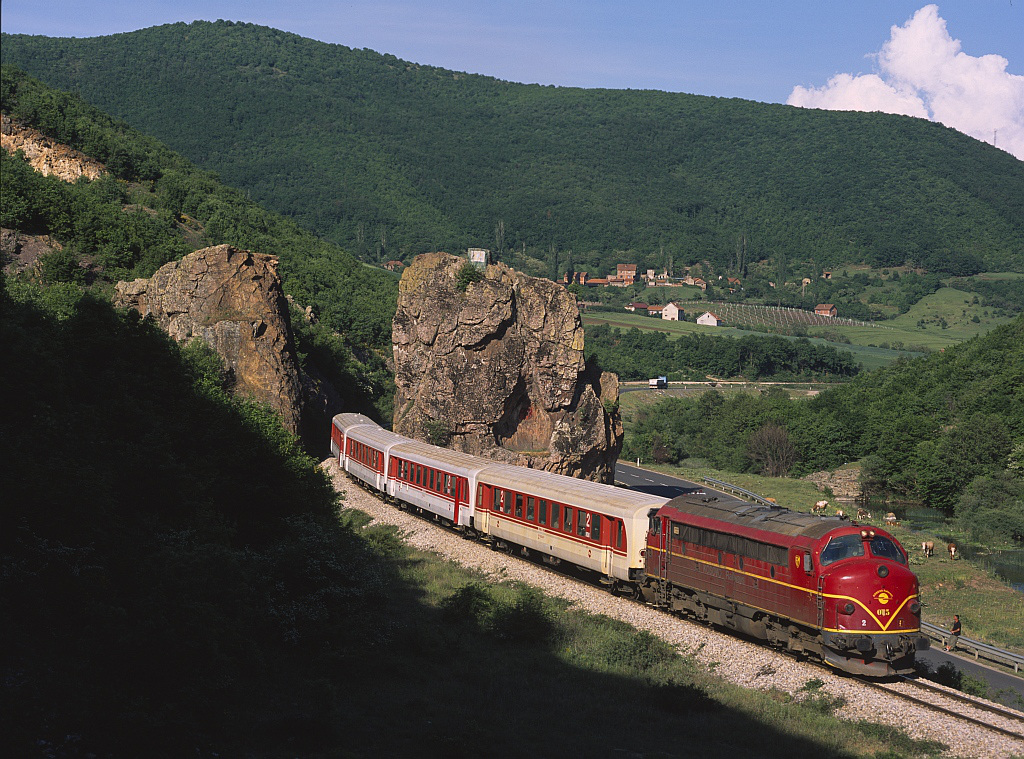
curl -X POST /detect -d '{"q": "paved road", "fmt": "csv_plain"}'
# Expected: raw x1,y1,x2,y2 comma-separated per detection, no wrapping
916,645,1024,708
614,462,1024,706
614,462,706,499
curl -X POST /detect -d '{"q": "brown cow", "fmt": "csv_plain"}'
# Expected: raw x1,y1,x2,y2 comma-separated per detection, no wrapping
922,541,934,557
812,500,829,514
856,508,872,521
948,542,957,560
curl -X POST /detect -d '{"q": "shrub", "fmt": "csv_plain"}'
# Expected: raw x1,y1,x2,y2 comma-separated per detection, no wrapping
488,586,553,644
456,262,483,292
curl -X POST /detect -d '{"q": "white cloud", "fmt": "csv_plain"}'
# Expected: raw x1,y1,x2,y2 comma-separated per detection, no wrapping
787,5,1024,161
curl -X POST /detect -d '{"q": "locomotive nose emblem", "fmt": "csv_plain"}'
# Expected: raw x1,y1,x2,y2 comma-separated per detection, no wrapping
873,589,892,605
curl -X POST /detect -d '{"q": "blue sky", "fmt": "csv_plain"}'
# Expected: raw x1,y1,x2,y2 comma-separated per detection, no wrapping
3,2,1022,157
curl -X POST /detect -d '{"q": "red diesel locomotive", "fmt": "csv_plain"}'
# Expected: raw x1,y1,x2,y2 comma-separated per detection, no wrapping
643,494,927,676
331,413,927,676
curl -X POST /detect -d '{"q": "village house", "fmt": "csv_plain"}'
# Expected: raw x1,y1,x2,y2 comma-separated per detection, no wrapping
383,260,405,272
624,302,649,312
815,303,838,317
646,304,664,316
727,276,741,287
585,277,610,287
822,271,833,280
607,263,640,287
691,277,708,291
697,311,721,327
662,302,683,321
467,248,490,269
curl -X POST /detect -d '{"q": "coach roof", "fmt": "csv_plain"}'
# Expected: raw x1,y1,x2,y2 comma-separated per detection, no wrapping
481,464,669,517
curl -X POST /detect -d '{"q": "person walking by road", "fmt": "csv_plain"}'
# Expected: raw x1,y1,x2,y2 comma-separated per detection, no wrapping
945,614,961,651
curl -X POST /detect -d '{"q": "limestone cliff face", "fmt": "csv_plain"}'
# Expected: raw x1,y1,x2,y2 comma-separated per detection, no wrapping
1,115,106,182
393,252,623,482
114,245,302,433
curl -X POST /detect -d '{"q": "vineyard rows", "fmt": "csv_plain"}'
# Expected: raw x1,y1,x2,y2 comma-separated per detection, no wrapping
676,302,884,330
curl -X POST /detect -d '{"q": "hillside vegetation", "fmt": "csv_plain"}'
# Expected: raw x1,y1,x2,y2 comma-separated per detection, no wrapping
3,20,1022,280
625,315,1024,542
0,275,395,754
1,65,397,421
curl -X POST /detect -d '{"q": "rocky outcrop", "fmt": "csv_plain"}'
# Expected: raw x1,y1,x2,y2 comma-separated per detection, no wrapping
804,467,863,501
1,228,63,274
1,115,106,182
392,252,622,482
114,245,302,433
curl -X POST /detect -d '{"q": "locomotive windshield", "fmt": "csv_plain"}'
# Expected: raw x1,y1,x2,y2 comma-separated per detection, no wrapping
819,534,865,566
868,535,907,564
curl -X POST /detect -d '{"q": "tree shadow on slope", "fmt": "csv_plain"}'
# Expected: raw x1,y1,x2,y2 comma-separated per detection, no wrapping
0,277,943,758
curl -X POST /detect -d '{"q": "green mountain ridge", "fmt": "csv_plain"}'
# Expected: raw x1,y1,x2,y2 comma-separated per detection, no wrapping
3,20,1022,276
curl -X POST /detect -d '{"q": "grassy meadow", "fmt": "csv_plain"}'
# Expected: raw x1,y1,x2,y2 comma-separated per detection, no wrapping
584,275,1020,372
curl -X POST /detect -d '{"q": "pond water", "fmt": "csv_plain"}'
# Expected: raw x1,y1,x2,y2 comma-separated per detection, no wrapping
866,500,1024,593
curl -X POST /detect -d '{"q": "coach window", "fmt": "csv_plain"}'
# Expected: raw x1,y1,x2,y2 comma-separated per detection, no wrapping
551,502,560,528
515,493,523,518
650,516,661,537
591,515,601,542
616,521,624,549
493,489,502,511
527,497,535,521
504,491,513,515
564,507,573,533
445,474,453,495
539,499,548,525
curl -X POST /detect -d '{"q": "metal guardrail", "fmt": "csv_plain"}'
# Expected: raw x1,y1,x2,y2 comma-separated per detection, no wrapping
703,478,1024,676
702,477,777,508
920,621,1024,674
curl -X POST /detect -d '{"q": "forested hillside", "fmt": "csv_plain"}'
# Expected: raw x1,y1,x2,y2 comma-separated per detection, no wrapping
626,315,1024,541
1,66,397,421
3,20,1022,278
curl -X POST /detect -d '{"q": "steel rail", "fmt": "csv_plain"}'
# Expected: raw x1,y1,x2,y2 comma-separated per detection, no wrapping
855,676,1024,742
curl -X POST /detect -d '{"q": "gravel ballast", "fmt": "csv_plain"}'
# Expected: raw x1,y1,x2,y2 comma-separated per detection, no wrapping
323,460,1024,758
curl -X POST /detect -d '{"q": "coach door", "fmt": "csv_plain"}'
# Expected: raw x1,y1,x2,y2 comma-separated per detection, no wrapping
650,513,668,579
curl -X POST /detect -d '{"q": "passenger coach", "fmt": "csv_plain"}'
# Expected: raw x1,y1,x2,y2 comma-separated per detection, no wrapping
476,464,668,590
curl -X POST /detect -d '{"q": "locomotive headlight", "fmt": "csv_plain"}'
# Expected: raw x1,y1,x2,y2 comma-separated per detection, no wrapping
877,565,889,578
910,602,921,615
840,602,856,615
860,529,868,539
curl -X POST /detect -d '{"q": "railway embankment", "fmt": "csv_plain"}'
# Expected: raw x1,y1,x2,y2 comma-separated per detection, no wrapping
325,459,1024,758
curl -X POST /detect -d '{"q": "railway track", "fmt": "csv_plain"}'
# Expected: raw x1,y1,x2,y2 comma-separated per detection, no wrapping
332,464,1024,756
853,675,1024,741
